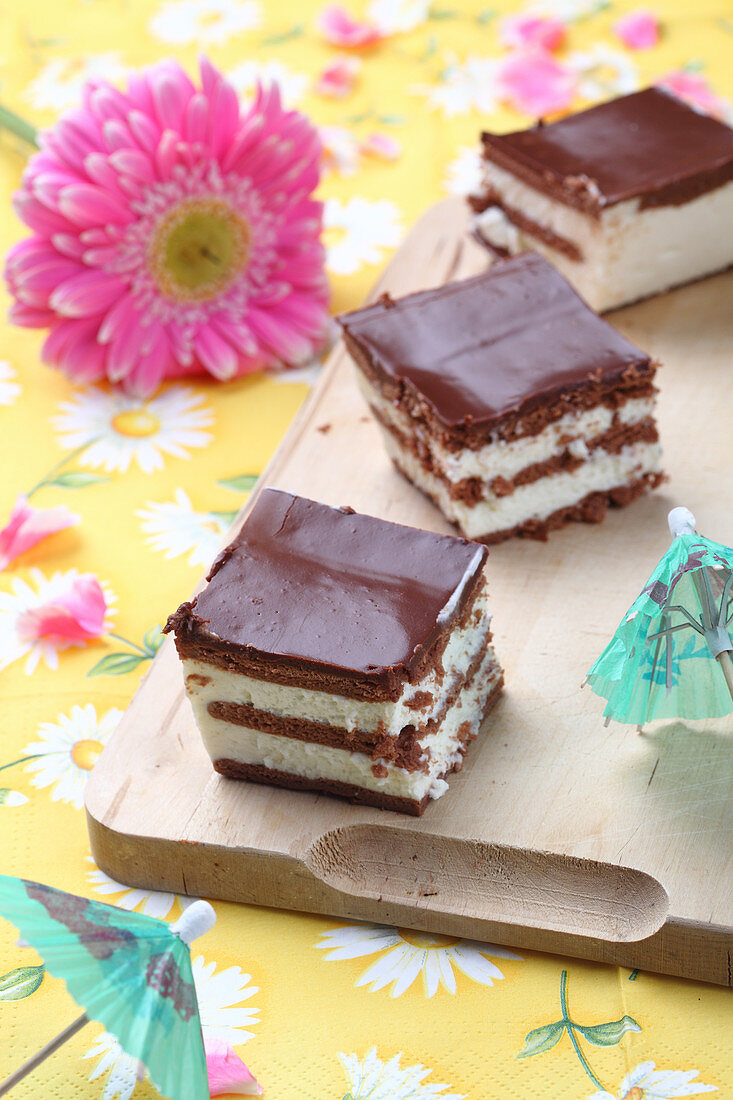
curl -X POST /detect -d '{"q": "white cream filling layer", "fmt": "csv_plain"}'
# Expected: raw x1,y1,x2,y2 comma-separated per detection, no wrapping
358,371,655,484
385,433,661,539
476,161,733,312
183,590,490,738
200,652,503,803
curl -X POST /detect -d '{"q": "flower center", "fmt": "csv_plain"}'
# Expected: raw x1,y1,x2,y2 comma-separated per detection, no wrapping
71,739,104,771
111,409,161,438
148,198,250,303
397,928,461,950
625,1089,644,1100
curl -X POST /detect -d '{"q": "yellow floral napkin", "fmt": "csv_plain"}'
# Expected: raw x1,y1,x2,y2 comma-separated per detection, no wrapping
1,1,732,1097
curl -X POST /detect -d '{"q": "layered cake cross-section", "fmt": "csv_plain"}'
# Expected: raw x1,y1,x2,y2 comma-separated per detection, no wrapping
165,488,503,816
471,87,733,311
339,252,663,544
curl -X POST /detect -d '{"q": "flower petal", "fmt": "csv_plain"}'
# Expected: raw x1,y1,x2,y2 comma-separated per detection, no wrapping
49,270,124,317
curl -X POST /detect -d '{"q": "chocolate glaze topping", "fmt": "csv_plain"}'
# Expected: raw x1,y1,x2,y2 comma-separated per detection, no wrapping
481,87,733,214
339,253,650,429
165,488,486,686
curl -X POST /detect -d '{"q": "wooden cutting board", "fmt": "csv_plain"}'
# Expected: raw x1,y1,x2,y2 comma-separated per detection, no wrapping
85,198,733,986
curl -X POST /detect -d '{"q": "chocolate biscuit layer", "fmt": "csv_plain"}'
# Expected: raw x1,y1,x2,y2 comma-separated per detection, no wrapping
480,87,733,216
339,253,653,443
165,488,487,700
388,459,663,544
212,677,504,816
204,637,495,772
371,399,659,504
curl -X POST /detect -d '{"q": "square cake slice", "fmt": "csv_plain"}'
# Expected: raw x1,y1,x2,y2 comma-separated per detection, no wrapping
164,488,503,816
471,87,733,312
339,252,663,544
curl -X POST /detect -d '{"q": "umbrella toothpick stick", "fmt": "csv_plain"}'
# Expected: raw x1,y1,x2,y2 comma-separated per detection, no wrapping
0,1013,89,1098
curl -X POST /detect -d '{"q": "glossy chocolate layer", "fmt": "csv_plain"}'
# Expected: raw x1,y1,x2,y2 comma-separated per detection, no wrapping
481,88,733,213
339,253,650,430
165,488,487,691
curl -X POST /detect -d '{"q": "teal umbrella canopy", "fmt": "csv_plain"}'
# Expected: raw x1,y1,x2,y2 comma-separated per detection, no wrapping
586,508,733,726
0,875,214,1100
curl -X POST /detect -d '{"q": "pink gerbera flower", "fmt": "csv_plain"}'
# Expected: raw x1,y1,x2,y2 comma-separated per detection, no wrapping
5,58,330,396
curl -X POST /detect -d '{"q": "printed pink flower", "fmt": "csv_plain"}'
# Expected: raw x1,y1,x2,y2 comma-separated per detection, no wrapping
0,495,79,570
317,5,383,48
205,1038,262,1096
0,568,114,673
360,132,401,160
16,573,108,645
314,56,361,98
614,10,659,50
499,14,566,53
657,70,732,122
5,58,330,396
498,52,576,117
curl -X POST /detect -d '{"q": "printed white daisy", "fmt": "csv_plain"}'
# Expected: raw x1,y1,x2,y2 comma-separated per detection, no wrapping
137,489,232,569
567,45,639,101
85,955,260,1100
590,1061,717,1099
0,790,29,807
444,146,483,197
0,569,115,675
320,126,361,177
148,0,262,46
324,198,404,276
86,860,187,920
22,53,128,112
366,0,432,34
227,59,308,108
53,385,214,475
341,1047,466,1099
317,924,522,998
0,362,21,406
411,56,501,117
24,704,122,810
528,0,608,20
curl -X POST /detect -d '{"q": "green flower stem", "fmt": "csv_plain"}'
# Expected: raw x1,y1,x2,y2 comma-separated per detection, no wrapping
26,441,96,499
0,756,35,773
560,971,605,1092
106,632,149,657
0,103,38,148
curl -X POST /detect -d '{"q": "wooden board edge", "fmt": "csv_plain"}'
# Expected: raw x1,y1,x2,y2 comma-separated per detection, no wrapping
86,808,732,987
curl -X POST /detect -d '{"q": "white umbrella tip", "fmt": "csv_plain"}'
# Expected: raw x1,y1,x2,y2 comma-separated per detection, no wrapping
668,507,696,538
170,900,217,945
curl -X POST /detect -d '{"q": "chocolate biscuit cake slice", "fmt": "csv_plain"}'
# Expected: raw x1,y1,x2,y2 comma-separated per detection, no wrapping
339,252,663,544
165,488,503,816
471,87,733,312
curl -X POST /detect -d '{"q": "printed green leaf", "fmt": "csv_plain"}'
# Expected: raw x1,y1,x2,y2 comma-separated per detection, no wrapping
261,23,303,45
45,471,109,489
142,625,164,656
517,1020,565,1058
87,652,147,677
216,474,259,493
476,8,495,23
576,1016,641,1047
429,7,458,18
0,965,44,1001
377,114,407,125
682,58,706,71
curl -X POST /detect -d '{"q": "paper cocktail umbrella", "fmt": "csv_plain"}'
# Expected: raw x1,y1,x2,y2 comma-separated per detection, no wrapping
0,875,216,1099
586,507,733,726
